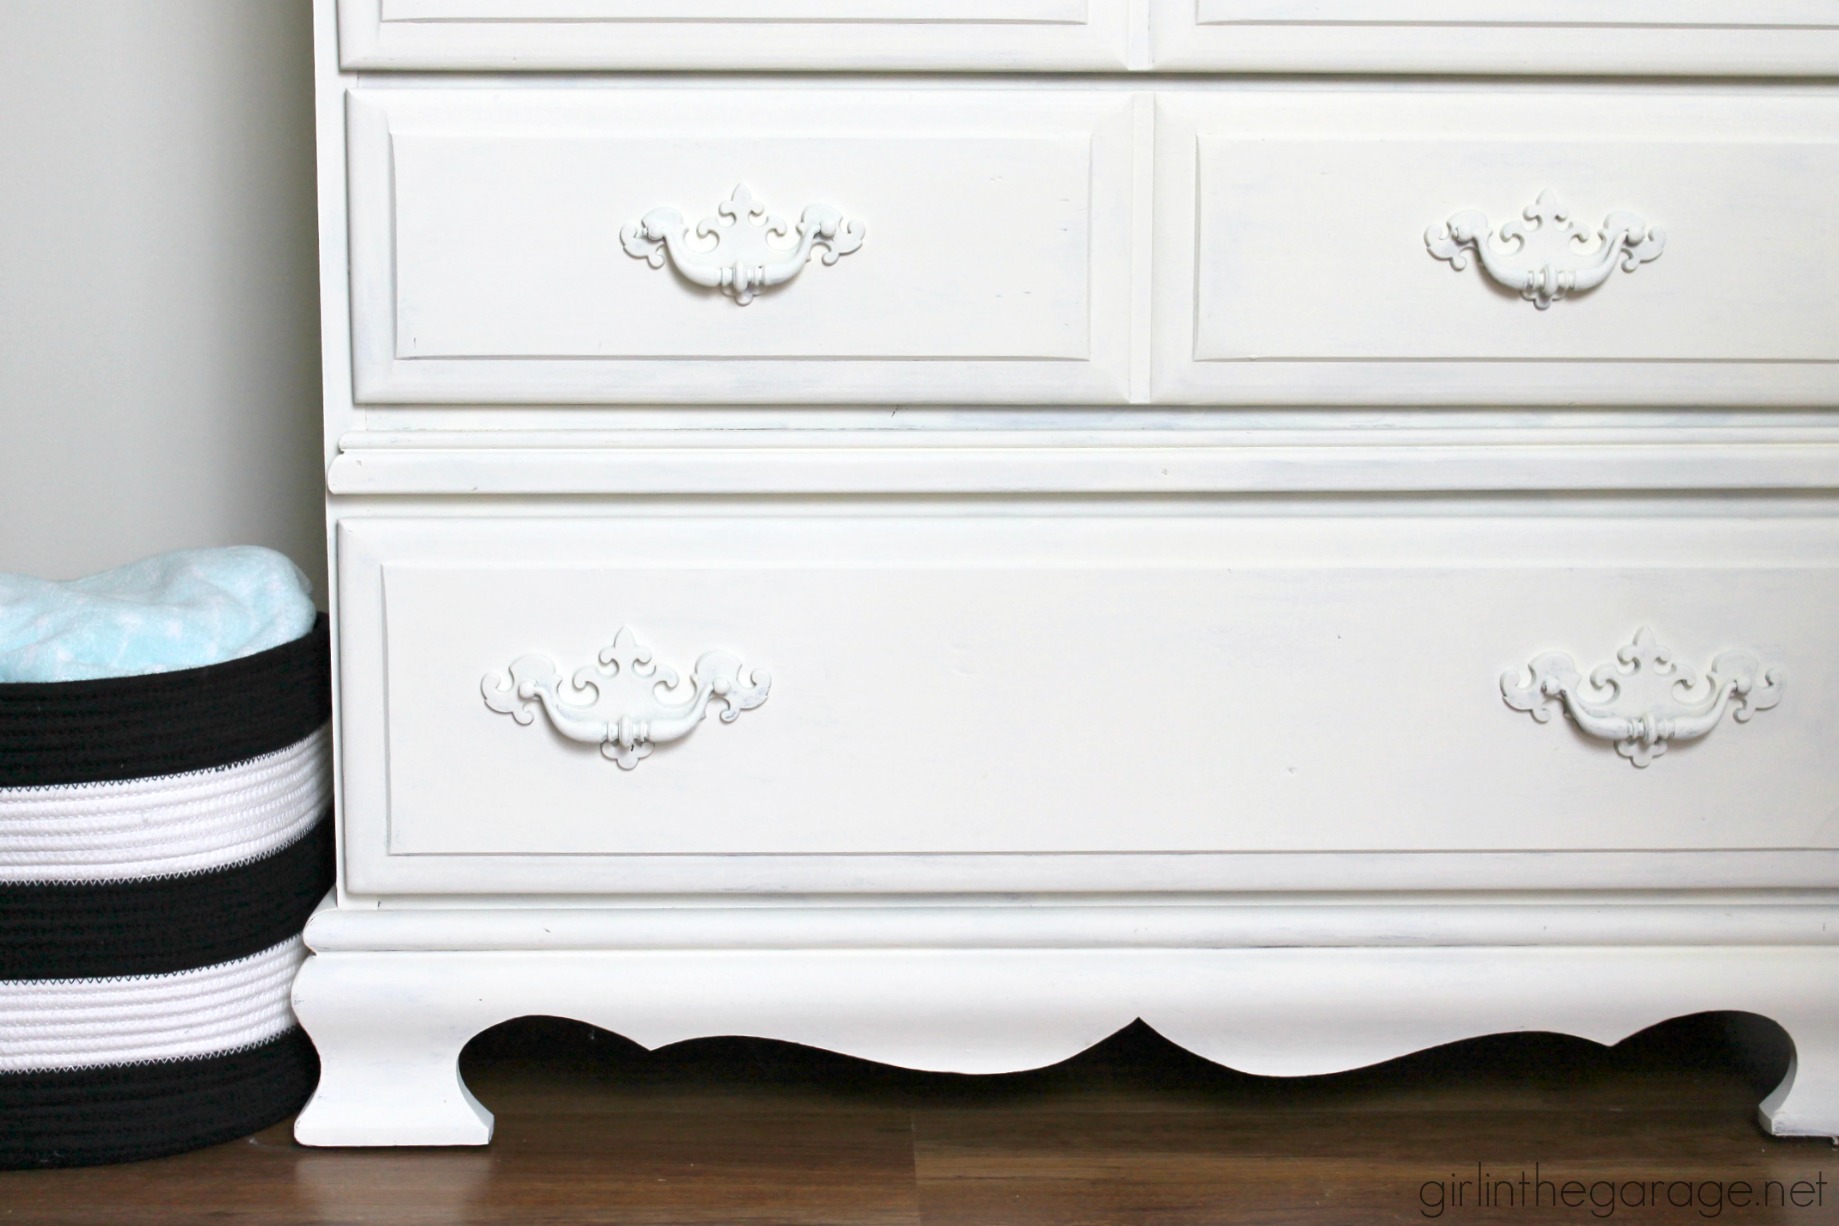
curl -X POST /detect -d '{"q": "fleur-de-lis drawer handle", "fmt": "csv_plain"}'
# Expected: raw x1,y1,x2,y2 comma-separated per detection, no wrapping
1501,628,1782,768
482,627,770,769
1427,188,1665,309
620,183,864,305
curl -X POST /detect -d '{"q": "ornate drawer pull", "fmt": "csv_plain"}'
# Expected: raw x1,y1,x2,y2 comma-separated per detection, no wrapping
482,627,770,769
1426,188,1665,309
620,183,864,305
1501,628,1782,768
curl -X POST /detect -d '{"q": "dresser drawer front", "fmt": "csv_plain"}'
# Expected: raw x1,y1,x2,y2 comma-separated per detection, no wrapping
347,89,1136,406
1153,1,1839,75
337,513,1839,895
341,0,1837,75
338,0,1133,71
1153,88,1839,407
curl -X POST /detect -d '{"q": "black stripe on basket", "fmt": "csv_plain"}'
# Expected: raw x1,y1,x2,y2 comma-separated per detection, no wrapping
0,1027,318,1169
0,813,333,981
0,613,330,788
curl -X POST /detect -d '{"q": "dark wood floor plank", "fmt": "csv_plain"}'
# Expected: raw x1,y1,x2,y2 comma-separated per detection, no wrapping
908,1017,1828,1226
910,1106,1834,1226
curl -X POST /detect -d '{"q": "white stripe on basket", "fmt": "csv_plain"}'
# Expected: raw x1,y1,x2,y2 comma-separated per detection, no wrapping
0,725,329,883
0,935,305,1073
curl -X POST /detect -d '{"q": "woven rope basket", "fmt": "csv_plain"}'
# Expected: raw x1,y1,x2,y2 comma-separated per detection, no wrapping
0,617,332,1167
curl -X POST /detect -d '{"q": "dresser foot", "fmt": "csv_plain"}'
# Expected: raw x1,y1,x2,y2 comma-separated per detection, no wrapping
1759,1016,1839,1139
290,952,495,1147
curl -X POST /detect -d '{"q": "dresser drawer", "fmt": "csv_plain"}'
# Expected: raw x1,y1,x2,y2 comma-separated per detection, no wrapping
338,0,1838,75
336,512,1839,896
1151,1,1839,76
1152,87,1839,407
346,89,1136,406
336,0,1134,72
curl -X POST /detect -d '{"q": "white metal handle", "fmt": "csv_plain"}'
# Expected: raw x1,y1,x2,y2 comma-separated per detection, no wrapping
620,183,864,305
1427,188,1665,308
482,627,770,769
1501,627,1781,767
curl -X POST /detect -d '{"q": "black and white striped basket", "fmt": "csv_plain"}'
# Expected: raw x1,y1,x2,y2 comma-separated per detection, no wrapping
0,617,332,1168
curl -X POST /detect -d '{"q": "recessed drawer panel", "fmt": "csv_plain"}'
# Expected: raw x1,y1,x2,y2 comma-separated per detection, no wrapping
1153,88,1839,406
1151,1,1839,75
347,89,1137,405
338,513,1839,895
338,0,1133,71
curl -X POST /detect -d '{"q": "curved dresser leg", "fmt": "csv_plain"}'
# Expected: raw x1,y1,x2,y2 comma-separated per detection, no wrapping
1760,1014,1839,1139
290,952,495,1147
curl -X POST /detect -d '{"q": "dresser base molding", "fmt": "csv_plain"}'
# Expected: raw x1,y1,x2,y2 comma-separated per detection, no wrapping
290,911,1839,1147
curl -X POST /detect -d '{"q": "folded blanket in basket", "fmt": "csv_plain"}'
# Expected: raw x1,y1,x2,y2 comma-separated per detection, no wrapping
0,603,332,1168
0,547,316,683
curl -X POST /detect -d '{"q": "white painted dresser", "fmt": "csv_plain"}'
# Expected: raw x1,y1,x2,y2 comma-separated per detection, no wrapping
297,0,1839,1145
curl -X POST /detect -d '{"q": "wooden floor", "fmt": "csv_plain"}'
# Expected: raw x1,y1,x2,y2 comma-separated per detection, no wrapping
3,1013,1833,1225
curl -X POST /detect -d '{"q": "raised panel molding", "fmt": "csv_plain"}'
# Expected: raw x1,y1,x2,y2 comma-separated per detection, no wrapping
334,513,1839,896
1153,89,1839,407
345,89,1137,405
338,0,1137,70
1153,0,1839,75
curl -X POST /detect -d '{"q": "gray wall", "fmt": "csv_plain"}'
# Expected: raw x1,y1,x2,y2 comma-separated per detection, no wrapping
0,1,324,600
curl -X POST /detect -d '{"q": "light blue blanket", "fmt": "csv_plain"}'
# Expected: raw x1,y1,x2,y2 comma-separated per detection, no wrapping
0,547,317,683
